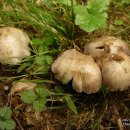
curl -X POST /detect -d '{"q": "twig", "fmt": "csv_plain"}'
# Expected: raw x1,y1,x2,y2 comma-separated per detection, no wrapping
113,105,124,130
14,117,24,130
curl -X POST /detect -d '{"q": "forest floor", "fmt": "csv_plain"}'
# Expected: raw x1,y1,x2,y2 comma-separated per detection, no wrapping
0,1,130,130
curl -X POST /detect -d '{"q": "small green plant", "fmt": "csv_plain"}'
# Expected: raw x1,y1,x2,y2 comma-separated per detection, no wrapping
32,36,53,67
17,36,56,76
19,85,48,112
58,0,110,32
0,106,16,130
74,0,110,32
54,86,78,114
63,95,78,114
19,84,78,114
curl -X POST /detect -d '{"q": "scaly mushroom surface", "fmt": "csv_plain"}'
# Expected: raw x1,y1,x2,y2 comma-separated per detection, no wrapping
84,36,130,59
0,27,30,64
99,52,130,91
51,49,102,94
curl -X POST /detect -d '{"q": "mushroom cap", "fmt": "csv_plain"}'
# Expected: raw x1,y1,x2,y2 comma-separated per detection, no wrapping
51,49,102,94
0,27,30,64
101,52,130,91
10,82,37,95
84,36,130,59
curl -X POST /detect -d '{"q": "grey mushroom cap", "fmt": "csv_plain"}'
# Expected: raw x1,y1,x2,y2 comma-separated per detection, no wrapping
51,49,102,94
100,52,130,91
0,27,30,64
84,36,130,59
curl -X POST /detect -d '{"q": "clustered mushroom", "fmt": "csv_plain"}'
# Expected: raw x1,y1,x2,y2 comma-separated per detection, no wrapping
51,49,102,94
99,52,130,91
0,27,30,64
52,36,130,93
0,27,129,93
84,36,130,91
84,36,130,59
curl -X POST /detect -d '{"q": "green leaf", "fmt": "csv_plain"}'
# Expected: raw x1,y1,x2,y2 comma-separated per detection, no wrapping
35,86,48,98
87,0,110,12
19,86,48,112
0,106,16,130
19,90,37,103
33,98,46,112
0,119,16,130
35,55,52,65
42,34,54,46
35,56,45,65
74,0,110,32
0,106,12,120
32,38,43,45
45,55,53,65
64,96,78,114
33,87,48,112
55,86,65,93
32,34,54,46
38,45,49,53
17,63,31,73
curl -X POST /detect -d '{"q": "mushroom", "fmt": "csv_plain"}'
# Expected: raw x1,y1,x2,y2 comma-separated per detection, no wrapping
0,27,30,64
84,36,130,59
10,82,37,95
51,49,102,94
99,52,130,91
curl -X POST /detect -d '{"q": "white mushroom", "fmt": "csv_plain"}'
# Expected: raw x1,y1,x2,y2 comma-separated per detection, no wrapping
84,36,130,59
99,52,130,91
51,49,102,94
0,27,30,64
10,82,37,95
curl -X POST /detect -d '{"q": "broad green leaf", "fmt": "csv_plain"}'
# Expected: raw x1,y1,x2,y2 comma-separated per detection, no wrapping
0,119,16,130
19,86,48,112
33,98,46,112
0,106,11,120
38,45,49,53
32,34,54,46
87,0,110,12
19,90,37,103
64,96,78,114
35,55,52,65
0,107,16,130
31,38,43,45
35,56,45,65
42,34,54,46
35,86,48,98
74,0,110,32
